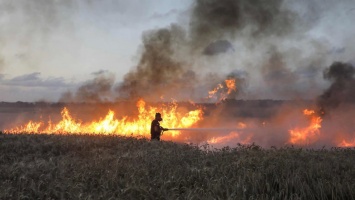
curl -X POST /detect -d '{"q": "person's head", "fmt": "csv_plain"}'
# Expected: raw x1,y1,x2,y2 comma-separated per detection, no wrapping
155,113,163,121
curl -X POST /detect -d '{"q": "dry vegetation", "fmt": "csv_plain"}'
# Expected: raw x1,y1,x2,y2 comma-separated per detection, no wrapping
1,133,355,200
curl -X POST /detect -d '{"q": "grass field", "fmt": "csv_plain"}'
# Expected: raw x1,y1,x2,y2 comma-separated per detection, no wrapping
1,134,355,199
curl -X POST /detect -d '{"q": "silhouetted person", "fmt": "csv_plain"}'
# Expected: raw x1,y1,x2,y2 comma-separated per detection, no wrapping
150,113,168,141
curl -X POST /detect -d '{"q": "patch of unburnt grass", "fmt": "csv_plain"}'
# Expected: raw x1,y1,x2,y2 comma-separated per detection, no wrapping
0,134,355,199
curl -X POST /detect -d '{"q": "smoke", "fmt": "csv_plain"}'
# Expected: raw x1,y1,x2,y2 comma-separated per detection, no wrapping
1,0,354,102
203,40,234,56
60,71,115,103
115,0,355,102
53,0,355,102
114,0,306,102
317,62,355,113
3,0,355,149
260,47,300,97
189,0,295,49
117,25,197,101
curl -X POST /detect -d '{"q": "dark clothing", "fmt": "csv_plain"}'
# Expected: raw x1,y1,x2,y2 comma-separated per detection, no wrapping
151,119,162,141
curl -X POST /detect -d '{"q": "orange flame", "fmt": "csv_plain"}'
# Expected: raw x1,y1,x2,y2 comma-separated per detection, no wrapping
207,132,241,144
4,99,203,139
338,139,355,147
288,109,322,145
208,78,237,102
207,122,248,144
225,79,236,95
208,84,223,98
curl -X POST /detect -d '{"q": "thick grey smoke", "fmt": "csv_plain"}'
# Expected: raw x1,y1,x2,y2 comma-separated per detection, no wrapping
189,0,295,49
116,0,304,101
317,62,355,113
60,71,115,103
261,47,299,97
1,0,355,102
56,0,355,102
203,40,234,56
117,25,197,101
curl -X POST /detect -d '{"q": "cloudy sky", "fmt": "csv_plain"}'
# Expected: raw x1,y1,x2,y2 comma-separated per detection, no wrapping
0,0,355,102
0,0,191,101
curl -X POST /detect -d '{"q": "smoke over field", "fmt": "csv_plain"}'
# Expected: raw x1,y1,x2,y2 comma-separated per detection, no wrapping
1,0,355,148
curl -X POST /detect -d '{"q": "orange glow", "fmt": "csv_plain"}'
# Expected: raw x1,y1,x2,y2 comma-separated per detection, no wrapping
338,139,355,147
207,122,248,144
225,79,236,94
208,84,223,98
207,132,240,144
288,109,322,145
4,99,203,139
207,132,252,145
208,78,237,102
303,109,315,115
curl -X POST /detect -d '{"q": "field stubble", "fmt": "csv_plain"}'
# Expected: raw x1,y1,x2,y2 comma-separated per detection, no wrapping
0,134,355,200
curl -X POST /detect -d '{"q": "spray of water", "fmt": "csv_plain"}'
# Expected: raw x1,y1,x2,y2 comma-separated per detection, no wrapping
167,128,244,132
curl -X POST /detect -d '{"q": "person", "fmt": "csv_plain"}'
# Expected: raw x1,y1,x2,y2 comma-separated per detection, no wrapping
150,113,168,141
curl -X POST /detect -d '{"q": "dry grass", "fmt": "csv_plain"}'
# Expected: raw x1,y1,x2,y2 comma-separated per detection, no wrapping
0,134,355,199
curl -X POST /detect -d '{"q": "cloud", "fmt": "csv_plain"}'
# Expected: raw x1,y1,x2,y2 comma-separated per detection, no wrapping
91,70,109,76
59,71,116,103
149,9,179,20
0,72,72,88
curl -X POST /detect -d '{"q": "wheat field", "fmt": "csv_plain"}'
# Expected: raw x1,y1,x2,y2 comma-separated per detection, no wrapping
0,133,354,200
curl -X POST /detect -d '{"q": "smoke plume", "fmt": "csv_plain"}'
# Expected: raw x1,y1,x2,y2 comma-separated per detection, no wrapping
60,0,354,104
60,72,115,103
189,0,295,49
317,62,355,113
117,25,197,101
115,0,303,102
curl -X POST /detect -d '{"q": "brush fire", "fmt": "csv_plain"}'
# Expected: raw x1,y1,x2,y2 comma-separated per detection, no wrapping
1,0,355,149
3,74,355,148
3,99,203,140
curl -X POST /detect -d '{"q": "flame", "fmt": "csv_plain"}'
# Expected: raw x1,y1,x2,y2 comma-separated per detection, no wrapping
288,109,322,145
207,132,252,145
338,139,355,147
4,99,203,139
207,78,237,102
208,84,223,98
225,79,236,95
207,122,248,144
207,132,241,144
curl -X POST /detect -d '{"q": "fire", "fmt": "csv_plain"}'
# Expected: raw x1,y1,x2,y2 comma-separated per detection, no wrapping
207,122,248,145
207,132,241,144
288,109,322,145
225,79,236,95
207,132,252,145
4,99,203,139
303,109,315,115
208,78,237,101
208,84,223,98
338,139,355,147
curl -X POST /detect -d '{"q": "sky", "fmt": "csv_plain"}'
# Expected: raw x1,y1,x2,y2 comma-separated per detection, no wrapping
0,0,355,102
0,0,191,101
